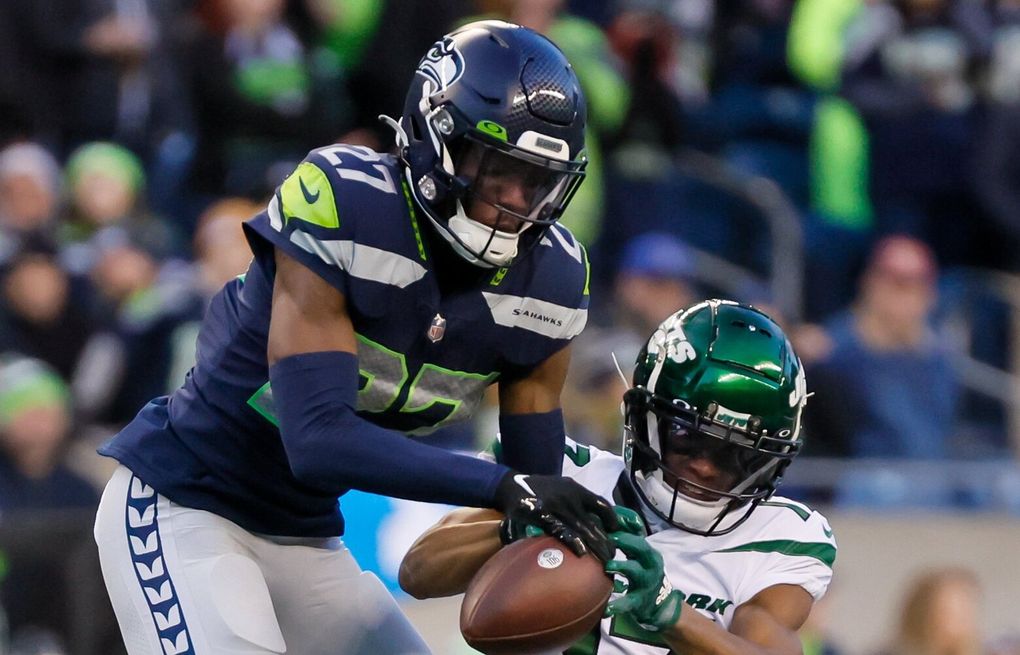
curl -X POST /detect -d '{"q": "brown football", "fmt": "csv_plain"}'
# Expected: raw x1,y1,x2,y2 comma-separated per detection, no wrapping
460,535,612,654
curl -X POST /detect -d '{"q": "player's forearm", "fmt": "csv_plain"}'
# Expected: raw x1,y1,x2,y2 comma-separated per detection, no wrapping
270,351,512,506
399,509,504,599
661,604,803,655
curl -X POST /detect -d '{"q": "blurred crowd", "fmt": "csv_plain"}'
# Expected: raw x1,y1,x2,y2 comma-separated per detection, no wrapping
3,0,1020,652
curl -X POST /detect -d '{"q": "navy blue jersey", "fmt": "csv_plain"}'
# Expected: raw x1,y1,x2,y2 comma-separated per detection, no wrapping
99,145,590,537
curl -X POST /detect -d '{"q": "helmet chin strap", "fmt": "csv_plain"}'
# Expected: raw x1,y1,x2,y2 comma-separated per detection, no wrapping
446,200,521,267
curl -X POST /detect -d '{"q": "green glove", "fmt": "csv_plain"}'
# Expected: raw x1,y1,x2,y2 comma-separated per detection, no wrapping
604,532,683,632
612,506,646,536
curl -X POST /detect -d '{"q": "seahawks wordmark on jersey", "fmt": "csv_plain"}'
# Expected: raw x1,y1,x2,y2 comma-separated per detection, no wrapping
556,438,835,655
99,145,590,538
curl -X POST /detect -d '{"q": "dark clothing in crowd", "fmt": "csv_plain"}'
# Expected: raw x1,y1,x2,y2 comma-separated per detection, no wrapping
806,311,960,458
0,301,99,381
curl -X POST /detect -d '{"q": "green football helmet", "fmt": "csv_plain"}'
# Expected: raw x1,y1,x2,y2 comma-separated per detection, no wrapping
623,300,807,536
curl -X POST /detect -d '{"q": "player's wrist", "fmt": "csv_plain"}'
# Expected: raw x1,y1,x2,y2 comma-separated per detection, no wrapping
637,585,683,633
493,470,525,512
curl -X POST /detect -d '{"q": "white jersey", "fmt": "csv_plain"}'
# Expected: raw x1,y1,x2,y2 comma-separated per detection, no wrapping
559,438,836,655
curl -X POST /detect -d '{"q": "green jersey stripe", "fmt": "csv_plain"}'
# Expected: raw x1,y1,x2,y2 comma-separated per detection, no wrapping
760,500,811,521
716,540,836,567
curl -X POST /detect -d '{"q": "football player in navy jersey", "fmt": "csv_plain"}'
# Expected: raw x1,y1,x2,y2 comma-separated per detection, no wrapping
93,20,618,655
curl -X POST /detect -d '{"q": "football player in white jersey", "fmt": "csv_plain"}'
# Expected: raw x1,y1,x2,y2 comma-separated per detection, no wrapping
400,300,836,654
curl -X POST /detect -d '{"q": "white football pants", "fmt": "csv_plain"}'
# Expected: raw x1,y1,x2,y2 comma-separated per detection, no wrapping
94,465,431,654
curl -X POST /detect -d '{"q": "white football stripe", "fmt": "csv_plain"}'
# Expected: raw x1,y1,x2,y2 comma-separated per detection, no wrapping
288,232,426,288
482,292,587,339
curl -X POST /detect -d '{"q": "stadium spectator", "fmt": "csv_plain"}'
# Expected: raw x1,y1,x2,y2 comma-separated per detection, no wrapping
840,0,993,265
786,0,876,321
706,0,816,207
1,0,187,156
610,231,699,336
87,235,202,425
0,143,62,265
191,197,262,298
0,356,98,649
875,567,984,655
58,142,181,275
0,355,95,509
177,0,341,199
0,241,108,385
805,235,960,458
160,197,263,394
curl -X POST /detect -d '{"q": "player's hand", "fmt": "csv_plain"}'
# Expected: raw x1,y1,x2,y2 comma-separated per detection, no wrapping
497,518,544,545
494,472,619,561
501,505,641,545
604,532,683,632
612,506,646,536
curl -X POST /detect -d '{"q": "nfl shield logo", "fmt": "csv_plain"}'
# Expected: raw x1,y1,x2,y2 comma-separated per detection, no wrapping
427,314,446,343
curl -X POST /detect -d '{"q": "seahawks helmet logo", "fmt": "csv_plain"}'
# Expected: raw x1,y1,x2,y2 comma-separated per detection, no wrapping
417,36,465,92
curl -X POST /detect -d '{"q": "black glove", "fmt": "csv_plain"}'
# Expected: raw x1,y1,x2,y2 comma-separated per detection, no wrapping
497,518,543,545
494,472,620,562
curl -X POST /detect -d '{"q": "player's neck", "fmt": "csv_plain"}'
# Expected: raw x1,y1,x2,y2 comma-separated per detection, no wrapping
426,229,492,293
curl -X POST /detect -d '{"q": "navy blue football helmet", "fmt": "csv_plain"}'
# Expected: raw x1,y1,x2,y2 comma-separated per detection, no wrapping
383,20,587,268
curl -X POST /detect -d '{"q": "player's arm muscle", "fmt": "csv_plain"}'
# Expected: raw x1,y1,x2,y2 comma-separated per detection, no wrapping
498,344,571,413
399,508,504,599
265,248,509,505
496,345,572,472
663,584,812,655
268,248,356,362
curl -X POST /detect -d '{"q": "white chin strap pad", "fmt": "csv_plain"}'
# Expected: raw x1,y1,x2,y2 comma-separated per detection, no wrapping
447,210,520,268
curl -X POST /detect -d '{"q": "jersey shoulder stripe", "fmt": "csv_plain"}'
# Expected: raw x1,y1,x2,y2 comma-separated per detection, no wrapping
714,496,837,568
481,291,587,339
715,539,836,568
483,224,590,339
249,146,426,293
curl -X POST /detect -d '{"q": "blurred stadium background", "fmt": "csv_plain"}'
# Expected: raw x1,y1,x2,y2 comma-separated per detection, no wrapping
1,0,1019,653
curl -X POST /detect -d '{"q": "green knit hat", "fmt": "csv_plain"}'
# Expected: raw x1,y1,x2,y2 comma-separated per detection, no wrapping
0,356,71,425
65,142,145,193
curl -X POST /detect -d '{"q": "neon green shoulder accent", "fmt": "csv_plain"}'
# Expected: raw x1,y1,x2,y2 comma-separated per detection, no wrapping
580,242,591,296
400,178,426,261
280,162,340,229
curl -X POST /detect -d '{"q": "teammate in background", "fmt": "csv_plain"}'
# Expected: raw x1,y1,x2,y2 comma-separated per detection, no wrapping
93,20,618,655
401,300,836,654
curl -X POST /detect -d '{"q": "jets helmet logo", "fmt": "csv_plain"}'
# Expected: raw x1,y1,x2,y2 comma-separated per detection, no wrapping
648,313,696,366
417,36,465,93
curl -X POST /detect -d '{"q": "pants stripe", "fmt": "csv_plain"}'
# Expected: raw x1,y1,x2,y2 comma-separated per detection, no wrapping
124,475,195,655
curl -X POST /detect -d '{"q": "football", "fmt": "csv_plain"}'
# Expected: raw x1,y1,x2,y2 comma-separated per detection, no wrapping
460,535,613,654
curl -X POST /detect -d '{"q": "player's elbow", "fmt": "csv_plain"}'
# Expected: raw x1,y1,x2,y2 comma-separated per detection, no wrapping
286,450,335,489
398,547,435,600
